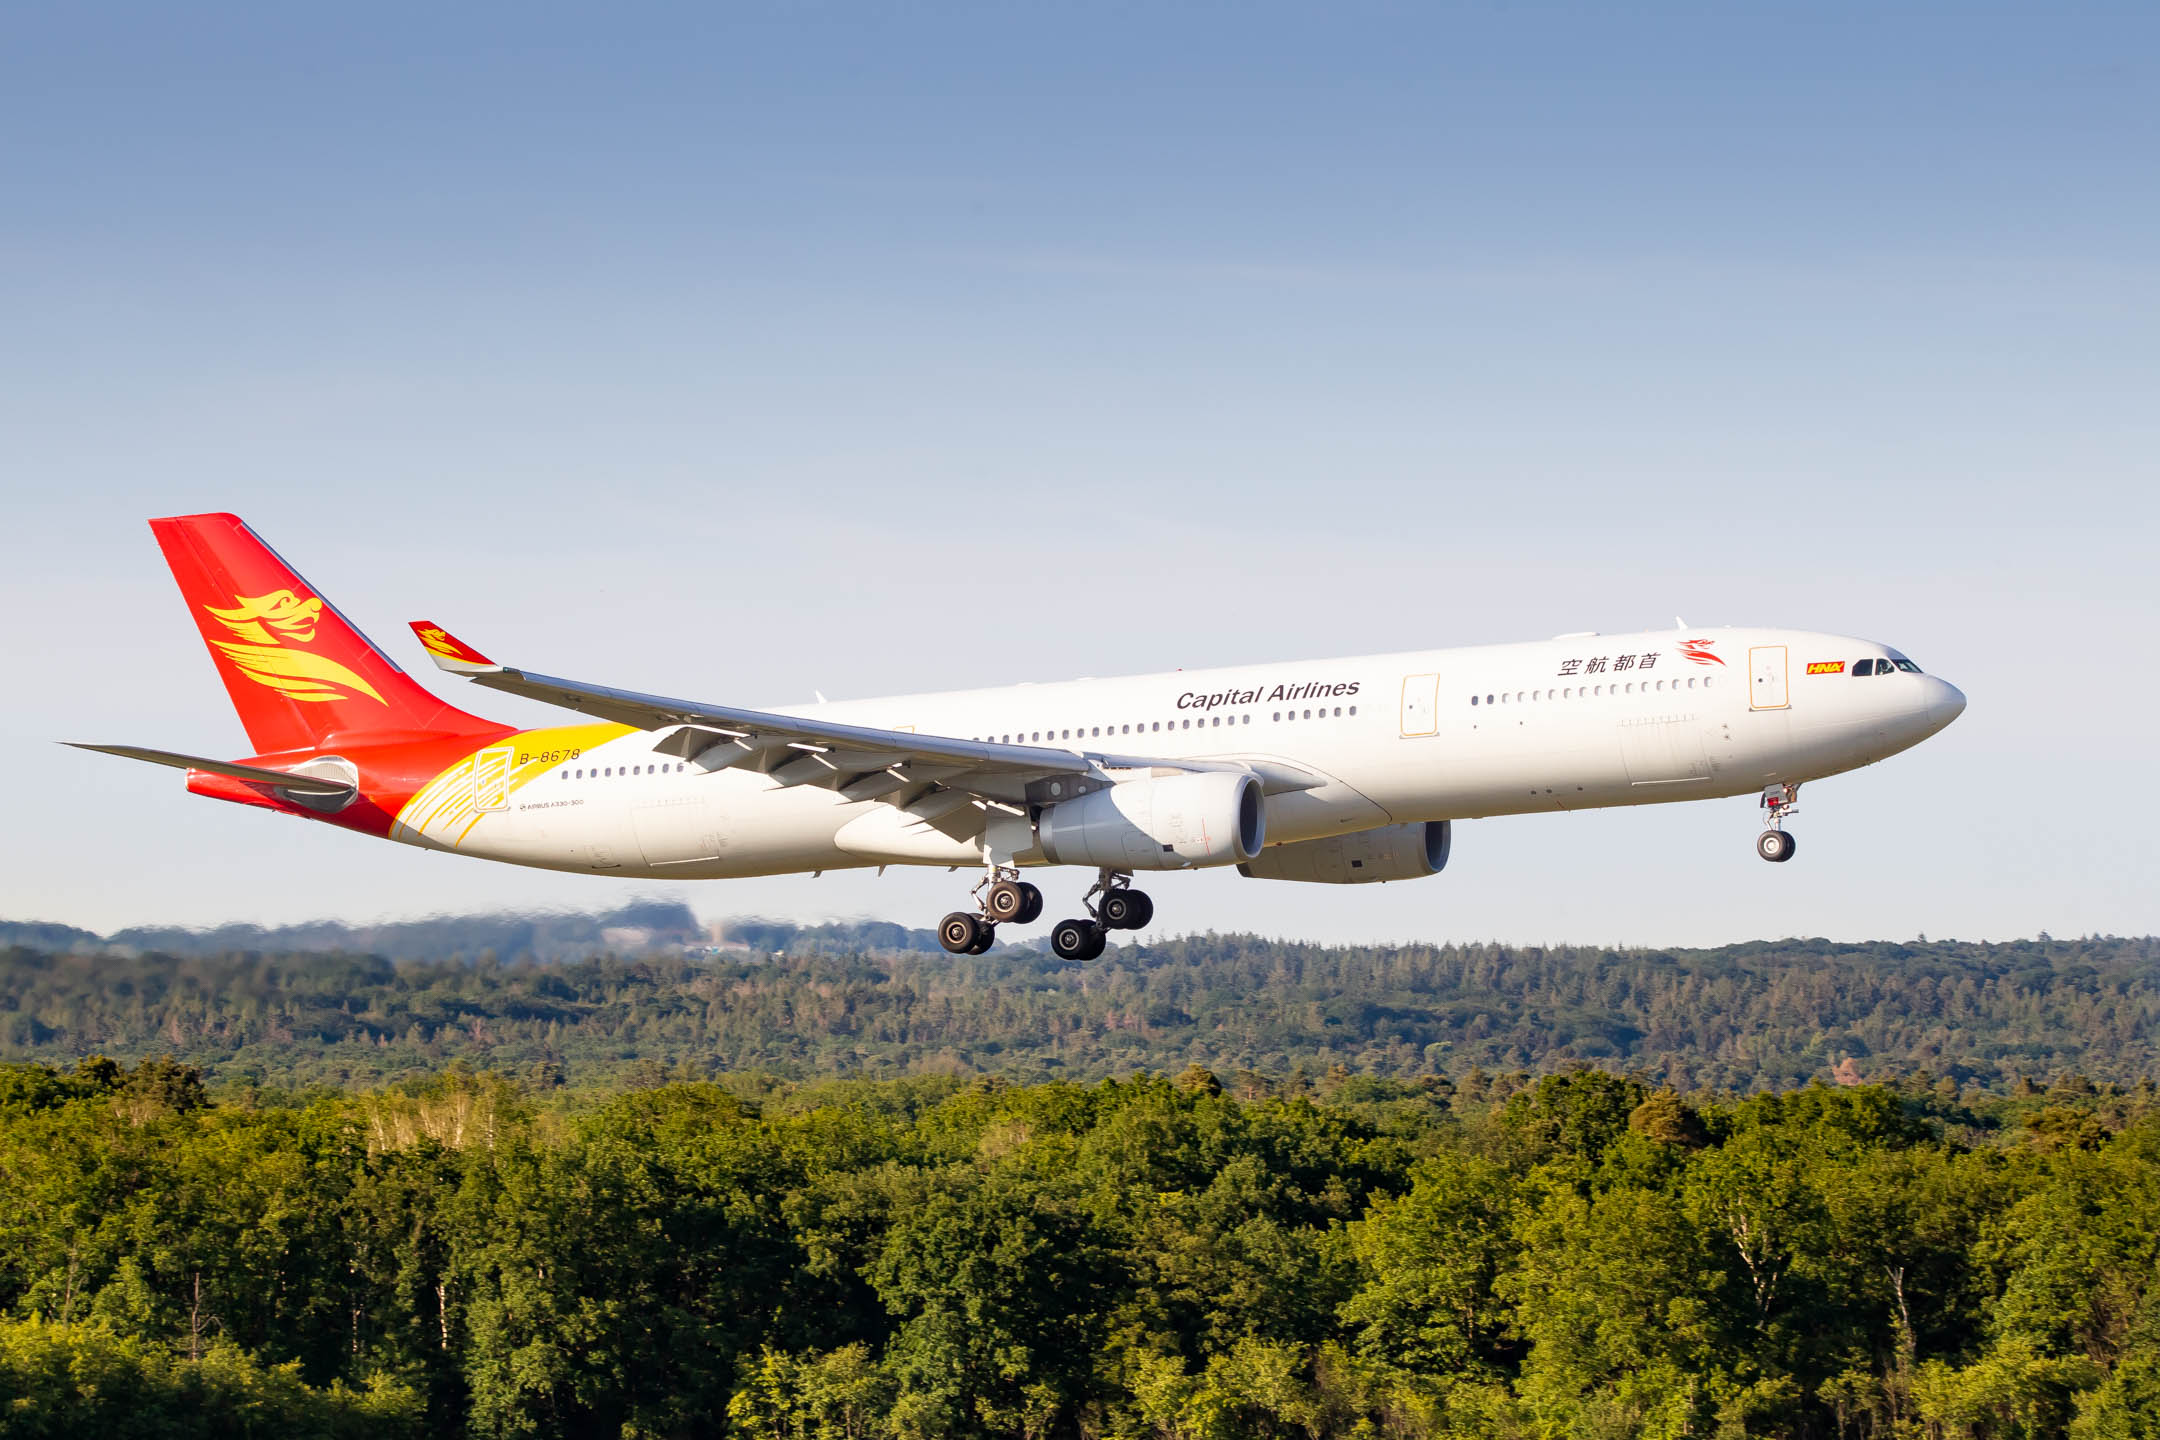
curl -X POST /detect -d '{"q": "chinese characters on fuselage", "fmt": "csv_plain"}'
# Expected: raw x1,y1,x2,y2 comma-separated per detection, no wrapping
1555,652,1660,677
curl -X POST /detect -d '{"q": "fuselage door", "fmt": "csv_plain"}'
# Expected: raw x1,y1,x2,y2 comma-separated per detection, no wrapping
472,745,515,811
1400,673,1440,737
1749,646,1790,711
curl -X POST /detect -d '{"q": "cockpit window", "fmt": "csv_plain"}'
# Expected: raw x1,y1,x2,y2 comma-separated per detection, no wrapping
1893,659,1922,674
1851,658,1875,676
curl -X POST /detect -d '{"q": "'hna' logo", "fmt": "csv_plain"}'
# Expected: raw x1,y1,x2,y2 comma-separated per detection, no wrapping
1678,638,1726,666
204,590,386,705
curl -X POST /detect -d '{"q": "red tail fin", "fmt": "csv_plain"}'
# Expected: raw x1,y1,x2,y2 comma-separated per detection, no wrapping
151,513,496,755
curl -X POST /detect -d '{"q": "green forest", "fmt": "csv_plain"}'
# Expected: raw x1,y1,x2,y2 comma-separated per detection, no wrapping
5,927,2160,1436
3,931,2156,1093
3,1057,2159,1438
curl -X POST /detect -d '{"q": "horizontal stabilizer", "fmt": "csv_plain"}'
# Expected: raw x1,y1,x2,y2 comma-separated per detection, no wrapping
65,743,358,798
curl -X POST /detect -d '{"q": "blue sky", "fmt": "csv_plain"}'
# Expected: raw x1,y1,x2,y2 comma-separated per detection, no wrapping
2,2,2154,944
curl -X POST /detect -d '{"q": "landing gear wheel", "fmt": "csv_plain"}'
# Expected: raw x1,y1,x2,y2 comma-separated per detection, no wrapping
1099,889,1153,930
1050,918,1107,962
1756,830,1796,863
939,912,987,954
1014,883,1044,925
966,922,997,954
986,880,1030,923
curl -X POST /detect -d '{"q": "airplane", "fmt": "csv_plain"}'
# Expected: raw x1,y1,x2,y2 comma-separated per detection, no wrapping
75,513,1967,959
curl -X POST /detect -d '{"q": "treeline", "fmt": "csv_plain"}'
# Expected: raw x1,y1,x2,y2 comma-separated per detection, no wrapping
3,933,2157,1093
0,902,933,966
3,1057,2158,1437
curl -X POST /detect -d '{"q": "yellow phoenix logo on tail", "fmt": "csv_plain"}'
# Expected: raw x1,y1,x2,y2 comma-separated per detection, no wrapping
204,590,386,705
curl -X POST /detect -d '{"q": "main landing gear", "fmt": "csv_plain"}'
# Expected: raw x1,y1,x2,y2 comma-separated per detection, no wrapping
936,867,1045,955
937,867,1154,960
1048,871,1154,962
1756,783,1799,863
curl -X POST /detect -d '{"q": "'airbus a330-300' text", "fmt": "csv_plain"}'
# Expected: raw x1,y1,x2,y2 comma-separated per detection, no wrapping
77,514,1967,958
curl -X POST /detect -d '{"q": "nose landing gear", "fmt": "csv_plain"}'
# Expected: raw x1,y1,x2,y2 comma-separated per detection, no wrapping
1757,783,1799,863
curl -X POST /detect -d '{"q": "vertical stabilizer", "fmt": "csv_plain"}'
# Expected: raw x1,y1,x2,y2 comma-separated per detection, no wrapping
149,512,495,755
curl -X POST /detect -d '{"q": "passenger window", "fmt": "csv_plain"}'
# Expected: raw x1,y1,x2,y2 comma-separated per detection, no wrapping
1471,695,1480,706
1348,706,1356,716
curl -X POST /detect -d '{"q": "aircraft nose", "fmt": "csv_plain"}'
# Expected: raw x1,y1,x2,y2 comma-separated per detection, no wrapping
1925,676,1967,728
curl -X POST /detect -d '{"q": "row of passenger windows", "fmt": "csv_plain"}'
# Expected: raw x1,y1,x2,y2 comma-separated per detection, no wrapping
1472,676,1715,706
561,762,688,780
971,707,1355,745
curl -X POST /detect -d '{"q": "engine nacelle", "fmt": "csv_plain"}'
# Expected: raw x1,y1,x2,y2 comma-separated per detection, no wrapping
1036,771,1266,870
1237,820,1451,884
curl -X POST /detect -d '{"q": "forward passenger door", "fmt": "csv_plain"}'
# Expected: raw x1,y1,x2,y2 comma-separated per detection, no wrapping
1749,646,1789,711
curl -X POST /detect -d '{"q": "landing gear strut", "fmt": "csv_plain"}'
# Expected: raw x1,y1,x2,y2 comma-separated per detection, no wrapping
937,866,1045,955
1756,783,1798,863
1049,870,1155,962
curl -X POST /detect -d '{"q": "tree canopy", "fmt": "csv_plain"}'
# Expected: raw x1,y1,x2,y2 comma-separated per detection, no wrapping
2,1054,2159,1438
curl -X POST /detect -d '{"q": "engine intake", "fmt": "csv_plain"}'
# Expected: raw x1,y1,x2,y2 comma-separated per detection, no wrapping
1237,820,1451,884
1036,771,1265,870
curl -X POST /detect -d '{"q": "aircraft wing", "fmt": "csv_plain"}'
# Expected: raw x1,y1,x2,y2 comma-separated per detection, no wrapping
408,622,1321,808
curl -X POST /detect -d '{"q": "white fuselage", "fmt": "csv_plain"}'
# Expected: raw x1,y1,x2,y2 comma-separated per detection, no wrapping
425,626,1964,880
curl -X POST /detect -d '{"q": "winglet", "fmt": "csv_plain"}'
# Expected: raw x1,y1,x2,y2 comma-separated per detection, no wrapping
408,621,503,675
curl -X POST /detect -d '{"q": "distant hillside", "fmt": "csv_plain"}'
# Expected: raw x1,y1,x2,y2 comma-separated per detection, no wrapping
1,923,2152,1093
0,904,946,964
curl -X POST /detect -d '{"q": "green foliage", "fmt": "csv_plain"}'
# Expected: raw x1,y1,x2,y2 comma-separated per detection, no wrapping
7,933,2160,1093
1,1049,2158,1437
0,1316,420,1438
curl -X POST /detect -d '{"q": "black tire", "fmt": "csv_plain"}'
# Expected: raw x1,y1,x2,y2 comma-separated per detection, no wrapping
1756,830,1796,863
1050,918,1097,961
1101,889,1153,930
939,912,983,954
1014,883,1044,925
966,922,997,954
986,880,1028,922
1079,922,1108,961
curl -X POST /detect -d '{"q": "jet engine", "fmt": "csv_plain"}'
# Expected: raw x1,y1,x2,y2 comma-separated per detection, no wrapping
1036,771,1266,870
1236,820,1451,884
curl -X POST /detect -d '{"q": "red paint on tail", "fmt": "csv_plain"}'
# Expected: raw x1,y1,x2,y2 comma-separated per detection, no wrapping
150,513,502,756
